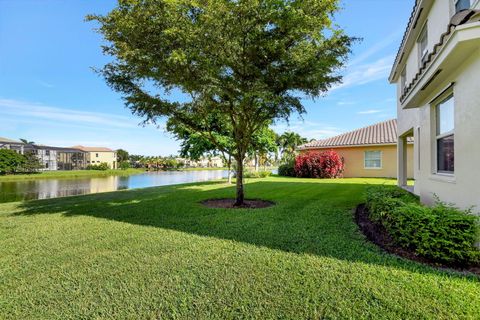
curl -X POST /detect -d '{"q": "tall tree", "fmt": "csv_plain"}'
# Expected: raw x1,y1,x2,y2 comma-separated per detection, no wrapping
116,149,129,162
88,0,353,205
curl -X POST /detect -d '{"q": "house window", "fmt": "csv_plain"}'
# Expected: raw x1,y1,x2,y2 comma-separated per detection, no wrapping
364,151,382,169
436,94,454,174
96,153,99,158
418,24,428,65
455,0,471,13
400,68,407,94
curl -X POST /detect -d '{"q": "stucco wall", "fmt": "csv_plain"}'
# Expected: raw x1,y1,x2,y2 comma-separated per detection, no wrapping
303,145,414,179
86,151,117,169
396,5,480,214
412,49,480,212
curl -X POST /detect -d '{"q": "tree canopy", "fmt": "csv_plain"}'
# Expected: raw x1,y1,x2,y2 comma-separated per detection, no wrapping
88,0,354,205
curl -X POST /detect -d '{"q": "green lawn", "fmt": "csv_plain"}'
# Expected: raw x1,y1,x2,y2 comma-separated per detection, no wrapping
0,177,478,319
0,168,145,181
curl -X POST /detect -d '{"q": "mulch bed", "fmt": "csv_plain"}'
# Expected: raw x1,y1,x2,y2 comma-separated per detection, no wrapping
355,204,480,276
201,198,275,209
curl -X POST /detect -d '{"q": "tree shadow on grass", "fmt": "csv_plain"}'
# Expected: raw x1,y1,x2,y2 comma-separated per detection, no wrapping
12,179,479,280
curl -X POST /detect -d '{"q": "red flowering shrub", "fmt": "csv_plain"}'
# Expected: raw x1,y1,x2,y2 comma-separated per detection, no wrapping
294,150,344,178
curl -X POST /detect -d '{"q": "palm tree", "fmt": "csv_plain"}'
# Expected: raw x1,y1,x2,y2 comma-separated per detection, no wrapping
19,138,34,145
278,132,307,161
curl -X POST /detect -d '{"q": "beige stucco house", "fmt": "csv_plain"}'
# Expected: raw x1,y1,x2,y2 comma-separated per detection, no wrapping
72,146,117,169
390,0,480,211
298,119,414,178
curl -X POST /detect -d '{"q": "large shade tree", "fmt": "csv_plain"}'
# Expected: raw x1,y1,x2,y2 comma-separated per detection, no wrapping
88,0,354,205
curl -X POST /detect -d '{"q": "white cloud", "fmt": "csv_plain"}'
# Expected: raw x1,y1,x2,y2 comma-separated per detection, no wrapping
0,98,139,129
337,100,356,106
357,109,383,115
37,80,55,88
0,98,178,155
273,120,343,140
332,55,395,92
348,29,403,67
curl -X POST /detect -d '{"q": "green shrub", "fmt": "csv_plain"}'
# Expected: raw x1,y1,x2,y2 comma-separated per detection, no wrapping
86,162,109,170
365,185,418,223
278,160,295,177
364,186,480,265
119,161,131,170
238,170,271,179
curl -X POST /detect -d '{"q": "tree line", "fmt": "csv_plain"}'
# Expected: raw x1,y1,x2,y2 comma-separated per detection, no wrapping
0,149,42,175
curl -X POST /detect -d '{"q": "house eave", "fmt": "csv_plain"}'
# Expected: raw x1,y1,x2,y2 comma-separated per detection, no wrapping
389,0,429,83
401,22,480,109
297,143,406,151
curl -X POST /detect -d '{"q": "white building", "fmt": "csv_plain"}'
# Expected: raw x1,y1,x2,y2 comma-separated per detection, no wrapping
390,0,480,211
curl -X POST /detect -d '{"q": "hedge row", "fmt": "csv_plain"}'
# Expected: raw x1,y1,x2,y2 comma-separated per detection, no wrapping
365,185,479,265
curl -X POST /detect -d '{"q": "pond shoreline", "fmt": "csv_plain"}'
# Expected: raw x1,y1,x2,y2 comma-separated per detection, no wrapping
0,169,233,203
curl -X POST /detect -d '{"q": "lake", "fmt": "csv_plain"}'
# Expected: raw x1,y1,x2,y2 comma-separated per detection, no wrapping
0,170,231,203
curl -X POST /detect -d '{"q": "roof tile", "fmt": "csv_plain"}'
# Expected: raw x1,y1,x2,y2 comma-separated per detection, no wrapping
298,119,412,149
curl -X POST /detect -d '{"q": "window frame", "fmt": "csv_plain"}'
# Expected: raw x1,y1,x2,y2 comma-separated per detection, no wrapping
364,150,383,170
400,67,407,94
417,23,429,66
434,94,455,175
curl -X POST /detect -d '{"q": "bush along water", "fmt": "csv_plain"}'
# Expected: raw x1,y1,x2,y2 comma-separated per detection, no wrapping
278,159,295,177
235,170,271,179
86,163,110,170
365,185,480,266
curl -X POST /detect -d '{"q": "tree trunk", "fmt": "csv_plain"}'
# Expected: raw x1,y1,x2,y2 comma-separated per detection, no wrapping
254,153,259,172
227,155,232,184
234,156,244,206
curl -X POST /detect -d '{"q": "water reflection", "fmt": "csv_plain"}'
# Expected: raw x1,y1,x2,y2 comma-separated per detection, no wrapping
0,170,229,203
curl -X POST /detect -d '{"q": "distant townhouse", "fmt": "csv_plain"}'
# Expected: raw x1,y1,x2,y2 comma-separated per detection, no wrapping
177,156,224,168
0,137,25,153
390,0,480,211
72,146,117,169
31,146,87,171
298,120,414,179
1,137,117,171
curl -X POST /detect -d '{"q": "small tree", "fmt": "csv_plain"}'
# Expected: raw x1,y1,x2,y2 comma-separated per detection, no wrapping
21,151,43,173
88,0,354,205
116,149,129,162
249,126,278,171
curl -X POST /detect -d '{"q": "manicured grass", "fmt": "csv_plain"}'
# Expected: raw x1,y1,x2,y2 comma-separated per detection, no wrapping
0,177,478,319
0,168,145,181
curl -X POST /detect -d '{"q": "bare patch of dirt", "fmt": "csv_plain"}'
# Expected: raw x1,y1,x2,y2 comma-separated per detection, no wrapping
355,204,480,276
201,198,275,209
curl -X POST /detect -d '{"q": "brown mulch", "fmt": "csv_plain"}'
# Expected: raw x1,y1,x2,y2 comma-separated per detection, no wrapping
201,198,275,209
355,204,480,276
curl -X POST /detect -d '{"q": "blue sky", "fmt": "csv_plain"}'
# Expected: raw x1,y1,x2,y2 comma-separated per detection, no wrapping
0,0,414,156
